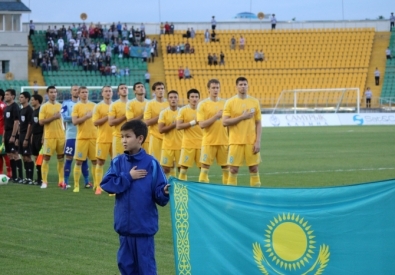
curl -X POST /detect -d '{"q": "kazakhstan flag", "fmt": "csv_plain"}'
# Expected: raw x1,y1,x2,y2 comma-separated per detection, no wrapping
169,178,395,275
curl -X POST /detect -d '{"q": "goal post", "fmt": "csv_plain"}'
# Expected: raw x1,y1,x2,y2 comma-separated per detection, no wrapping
271,88,361,114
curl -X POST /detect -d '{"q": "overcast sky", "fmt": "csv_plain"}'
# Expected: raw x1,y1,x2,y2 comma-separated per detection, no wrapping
21,0,391,23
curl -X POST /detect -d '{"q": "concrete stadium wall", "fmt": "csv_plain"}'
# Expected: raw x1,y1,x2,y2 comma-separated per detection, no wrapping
0,32,29,80
22,19,391,35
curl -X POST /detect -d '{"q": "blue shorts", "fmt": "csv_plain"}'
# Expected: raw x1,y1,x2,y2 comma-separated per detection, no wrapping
64,139,76,156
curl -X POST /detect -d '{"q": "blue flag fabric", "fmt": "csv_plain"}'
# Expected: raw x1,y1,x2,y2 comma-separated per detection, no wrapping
168,178,395,275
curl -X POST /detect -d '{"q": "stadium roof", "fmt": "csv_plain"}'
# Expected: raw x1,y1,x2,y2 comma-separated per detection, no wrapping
0,1,31,12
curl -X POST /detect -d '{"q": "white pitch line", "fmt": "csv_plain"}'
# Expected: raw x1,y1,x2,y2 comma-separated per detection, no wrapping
188,167,395,178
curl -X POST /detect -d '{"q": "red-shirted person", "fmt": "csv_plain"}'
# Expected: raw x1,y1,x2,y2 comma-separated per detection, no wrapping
164,22,170,34
0,89,12,177
178,67,184,80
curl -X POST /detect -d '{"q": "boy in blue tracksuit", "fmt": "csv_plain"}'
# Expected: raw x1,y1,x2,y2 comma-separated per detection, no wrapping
101,120,170,275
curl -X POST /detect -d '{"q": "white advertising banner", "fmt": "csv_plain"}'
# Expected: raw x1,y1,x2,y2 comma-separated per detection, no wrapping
262,113,395,127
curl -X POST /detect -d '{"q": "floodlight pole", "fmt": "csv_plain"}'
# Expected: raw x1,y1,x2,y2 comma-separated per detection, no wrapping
342,0,344,21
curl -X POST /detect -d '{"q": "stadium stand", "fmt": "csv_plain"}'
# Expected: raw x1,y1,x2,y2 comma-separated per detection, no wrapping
161,28,375,106
0,80,29,92
381,30,395,99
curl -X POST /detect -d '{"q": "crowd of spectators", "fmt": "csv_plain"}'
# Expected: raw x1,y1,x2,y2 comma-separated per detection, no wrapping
31,22,158,75
208,51,225,66
166,42,195,54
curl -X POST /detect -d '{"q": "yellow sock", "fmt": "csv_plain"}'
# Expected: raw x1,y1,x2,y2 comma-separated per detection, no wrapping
250,173,261,187
198,168,209,183
42,160,49,183
178,168,188,181
227,173,238,185
57,158,64,183
222,168,229,185
91,164,97,188
73,165,81,189
169,167,177,177
95,165,104,189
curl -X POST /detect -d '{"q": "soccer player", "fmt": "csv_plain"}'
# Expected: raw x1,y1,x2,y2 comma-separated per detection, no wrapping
158,91,182,178
71,86,97,192
4,89,23,182
39,86,65,188
197,79,229,183
222,77,262,186
92,86,113,195
30,94,44,185
176,89,202,180
61,85,90,189
17,92,34,184
144,82,169,161
108,84,128,158
0,89,12,178
126,82,150,152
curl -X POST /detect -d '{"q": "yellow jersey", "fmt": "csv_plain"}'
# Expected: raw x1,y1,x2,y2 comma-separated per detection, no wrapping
126,98,149,121
108,99,127,138
71,101,97,140
39,101,64,139
158,107,182,150
197,98,228,146
143,99,169,139
177,104,202,149
223,95,261,145
92,101,112,144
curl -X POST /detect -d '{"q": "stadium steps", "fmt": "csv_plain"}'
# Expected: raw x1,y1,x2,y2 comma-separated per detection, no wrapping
147,35,165,98
366,31,390,106
28,39,46,95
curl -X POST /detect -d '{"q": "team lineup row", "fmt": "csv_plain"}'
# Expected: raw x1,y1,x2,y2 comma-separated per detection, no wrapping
0,77,262,193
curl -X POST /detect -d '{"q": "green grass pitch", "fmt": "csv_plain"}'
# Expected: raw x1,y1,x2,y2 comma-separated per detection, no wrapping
0,126,394,274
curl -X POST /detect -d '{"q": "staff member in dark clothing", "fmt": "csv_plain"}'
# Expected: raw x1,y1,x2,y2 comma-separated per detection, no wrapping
3,89,23,182
17,92,34,184
30,94,44,185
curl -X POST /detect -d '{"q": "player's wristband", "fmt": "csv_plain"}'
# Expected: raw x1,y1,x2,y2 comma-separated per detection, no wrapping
189,120,196,126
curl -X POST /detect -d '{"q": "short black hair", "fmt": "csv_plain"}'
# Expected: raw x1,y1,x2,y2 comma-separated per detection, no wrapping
5,89,16,97
121,120,148,144
0,89,4,101
46,85,56,93
187,88,200,99
32,94,43,104
167,90,178,97
20,91,31,102
133,82,144,91
117,83,127,91
236,77,248,85
207,79,220,88
152,81,165,91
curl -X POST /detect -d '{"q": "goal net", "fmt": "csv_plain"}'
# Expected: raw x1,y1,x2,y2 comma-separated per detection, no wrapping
271,88,361,114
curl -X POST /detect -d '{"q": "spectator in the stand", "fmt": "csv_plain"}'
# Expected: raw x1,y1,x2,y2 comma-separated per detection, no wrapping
150,46,155,62
52,58,59,71
390,12,394,31
111,64,117,75
205,29,210,43
123,44,130,58
145,71,150,83
212,53,218,65
175,44,180,54
135,29,141,44
364,87,372,108
239,36,245,50
140,23,145,32
160,22,164,34
386,47,392,60
230,36,236,50
165,22,170,34
190,46,195,54
141,30,146,43
219,51,225,65
167,43,172,54
211,31,219,42
145,36,152,47
208,53,213,65
171,44,177,54
254,50,263,62
374,68,380,86
185,42,191,53
105,65,111,75
142,51,148,62
125,67,130,76
100,42,106,53
29,20,35,40
271,14,277,30
170,23,175,34
184,67,192,79
190,28,196,39
153,39,158,56
58,37,64,51
183,28,191,38
122,28,128,40
117,22,122,35
180,42,185,54
211,16,217,30
178,67,184,80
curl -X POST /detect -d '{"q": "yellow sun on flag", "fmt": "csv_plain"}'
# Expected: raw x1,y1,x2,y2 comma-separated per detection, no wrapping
264,213,316,271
